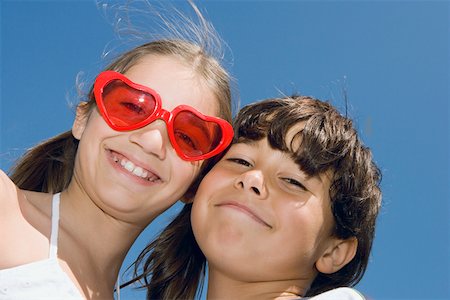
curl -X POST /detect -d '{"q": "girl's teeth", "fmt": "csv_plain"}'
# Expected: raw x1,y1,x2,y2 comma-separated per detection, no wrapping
124,161,134,172
133,167,143,177
115,157,155,180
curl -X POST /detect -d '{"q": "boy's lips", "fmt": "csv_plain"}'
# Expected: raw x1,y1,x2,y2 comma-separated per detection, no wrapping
216,201,272,229
107,149,162,183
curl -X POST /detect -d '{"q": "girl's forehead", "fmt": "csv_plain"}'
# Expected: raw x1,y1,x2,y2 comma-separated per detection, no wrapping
124,54,193,83
124,55,218,116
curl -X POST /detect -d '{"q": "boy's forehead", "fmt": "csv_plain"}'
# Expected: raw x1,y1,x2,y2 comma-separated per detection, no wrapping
285,122,305,152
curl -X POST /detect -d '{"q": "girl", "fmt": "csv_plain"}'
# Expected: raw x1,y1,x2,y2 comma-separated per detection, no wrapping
131,96,382,299
0,8,234,300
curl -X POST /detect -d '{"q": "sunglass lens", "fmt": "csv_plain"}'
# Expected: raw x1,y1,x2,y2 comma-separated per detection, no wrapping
173,110,222,158
102,80,156,128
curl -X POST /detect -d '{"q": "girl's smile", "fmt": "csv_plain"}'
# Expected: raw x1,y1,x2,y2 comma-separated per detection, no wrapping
106,148,162,184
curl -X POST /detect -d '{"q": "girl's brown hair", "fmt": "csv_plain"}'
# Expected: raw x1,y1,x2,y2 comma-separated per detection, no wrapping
130,95,382,298
10,39,232,197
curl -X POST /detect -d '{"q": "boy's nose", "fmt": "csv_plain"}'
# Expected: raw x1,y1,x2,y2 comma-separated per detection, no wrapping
234,170,267,199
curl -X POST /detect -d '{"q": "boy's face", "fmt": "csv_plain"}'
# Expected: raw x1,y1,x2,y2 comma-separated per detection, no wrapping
191,136,338,284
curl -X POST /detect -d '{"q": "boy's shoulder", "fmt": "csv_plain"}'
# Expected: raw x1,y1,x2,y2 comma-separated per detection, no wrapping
307,287,365,300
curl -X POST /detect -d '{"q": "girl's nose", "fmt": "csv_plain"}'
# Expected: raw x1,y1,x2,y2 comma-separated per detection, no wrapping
128,120,168,160
234,170,268,199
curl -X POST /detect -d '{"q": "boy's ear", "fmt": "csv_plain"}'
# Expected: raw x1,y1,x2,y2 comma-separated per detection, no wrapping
316,237,358,274
72,102,89,140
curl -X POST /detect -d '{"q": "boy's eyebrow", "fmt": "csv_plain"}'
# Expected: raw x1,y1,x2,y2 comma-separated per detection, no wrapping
293,161,324,183
298,168,321,182
237,139,326,184
235,140,260,147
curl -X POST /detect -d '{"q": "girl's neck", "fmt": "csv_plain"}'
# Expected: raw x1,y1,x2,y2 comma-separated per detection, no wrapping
206,269,306,300
58,185,155,295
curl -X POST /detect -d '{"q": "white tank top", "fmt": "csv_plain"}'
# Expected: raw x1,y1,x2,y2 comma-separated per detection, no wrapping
0,193,84,299
308,287,365,299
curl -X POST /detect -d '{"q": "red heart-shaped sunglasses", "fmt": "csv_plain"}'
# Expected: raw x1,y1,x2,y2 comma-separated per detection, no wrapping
94,71,233,161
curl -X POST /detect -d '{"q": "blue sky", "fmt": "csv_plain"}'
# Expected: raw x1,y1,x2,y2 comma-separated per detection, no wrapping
1,1,449,300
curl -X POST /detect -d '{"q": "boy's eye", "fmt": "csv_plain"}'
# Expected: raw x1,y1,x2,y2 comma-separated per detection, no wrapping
282,177,307,191
227,158,252,167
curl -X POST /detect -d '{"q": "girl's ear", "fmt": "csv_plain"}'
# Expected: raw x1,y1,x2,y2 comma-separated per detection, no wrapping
180,165,205,204
72,102,90,140
315,237,358,274
180,190,196,204
180,197,193,204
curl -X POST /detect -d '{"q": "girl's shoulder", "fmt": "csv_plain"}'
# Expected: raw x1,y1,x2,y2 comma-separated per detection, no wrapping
0,169,51,215
0,169,19,205
0,168,13,185
0,170,52,269
308,287,365,300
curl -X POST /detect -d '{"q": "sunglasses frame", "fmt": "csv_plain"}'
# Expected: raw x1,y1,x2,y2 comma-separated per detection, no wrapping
94,70,233,161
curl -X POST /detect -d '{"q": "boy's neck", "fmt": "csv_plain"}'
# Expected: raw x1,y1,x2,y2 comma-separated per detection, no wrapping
206,268,308,300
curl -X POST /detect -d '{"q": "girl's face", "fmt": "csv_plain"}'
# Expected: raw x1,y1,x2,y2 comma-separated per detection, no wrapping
72,54,218,224
191,137,337,283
